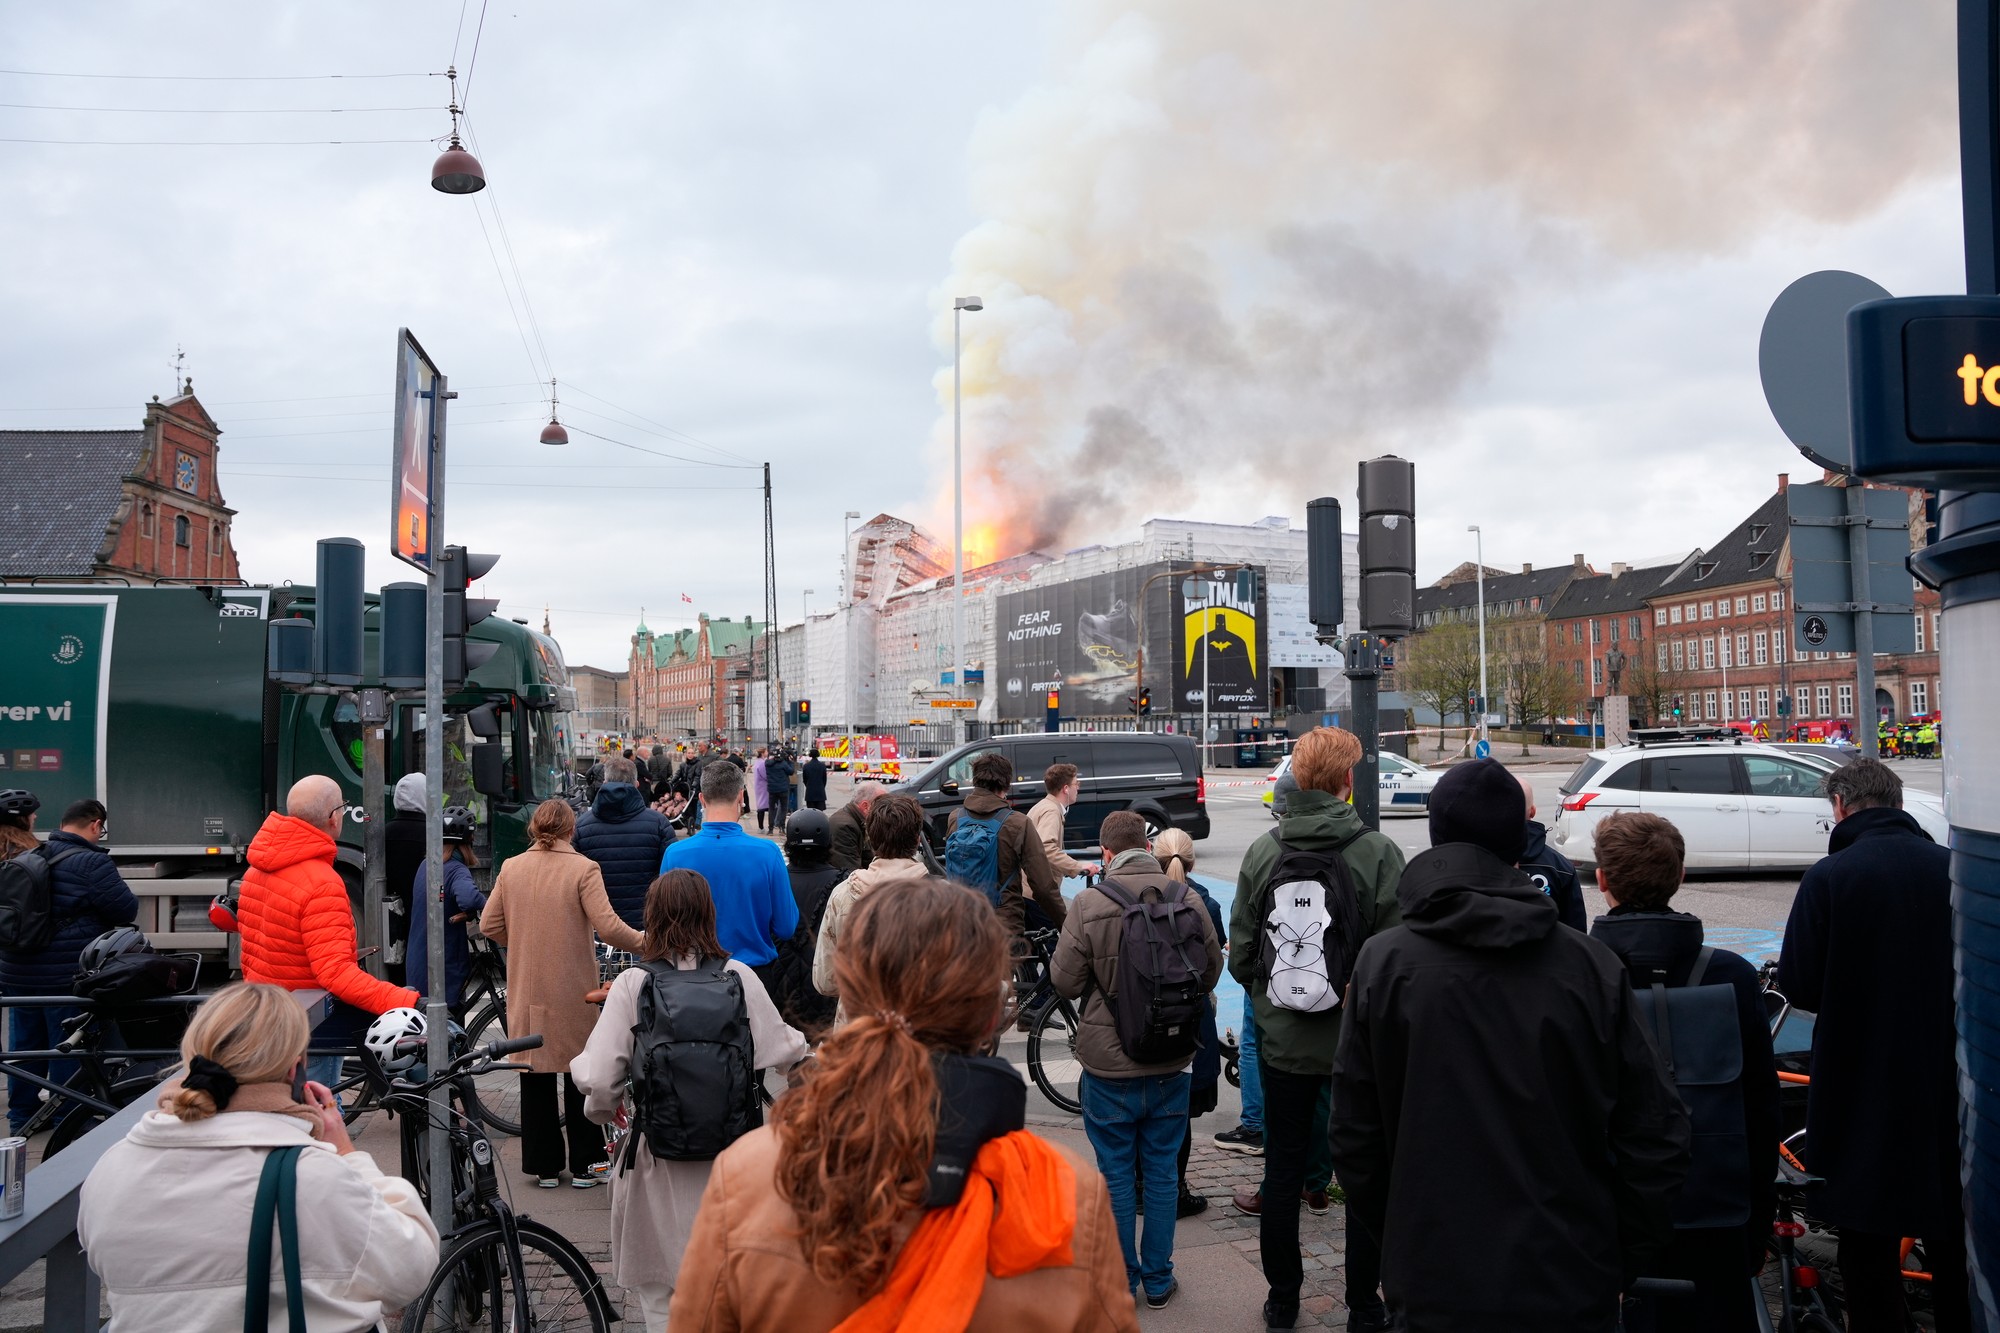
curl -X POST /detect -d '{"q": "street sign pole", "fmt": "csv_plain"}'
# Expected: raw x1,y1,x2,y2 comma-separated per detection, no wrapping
1343,634,1380,830
423,373,452,1237
1845,483,1879,757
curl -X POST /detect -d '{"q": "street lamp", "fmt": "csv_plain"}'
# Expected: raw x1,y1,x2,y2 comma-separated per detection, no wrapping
1469,525,1489,751
952,295,983,747
430,67,486,195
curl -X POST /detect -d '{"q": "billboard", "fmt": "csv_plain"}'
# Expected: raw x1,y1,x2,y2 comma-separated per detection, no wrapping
1172,570,1270,711
391,328,442,571
0,594,116,809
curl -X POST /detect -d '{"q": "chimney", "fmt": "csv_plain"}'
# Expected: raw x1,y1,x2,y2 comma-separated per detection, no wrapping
1521,563,1532,575
1611,562,1630,577
1778,472,1790,493
1573,553,1586,570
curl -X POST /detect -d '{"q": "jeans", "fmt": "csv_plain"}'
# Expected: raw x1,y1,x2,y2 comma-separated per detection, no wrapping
7,1006,78,1134
1080,1069,1190,1298
1261,1067,1371,1314
1238,993,1263,1132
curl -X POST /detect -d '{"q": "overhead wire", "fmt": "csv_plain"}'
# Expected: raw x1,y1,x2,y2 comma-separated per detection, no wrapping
560,384,755,464
0,135,429,145
0,102,438,114
566,425,760,468
0,69,441,82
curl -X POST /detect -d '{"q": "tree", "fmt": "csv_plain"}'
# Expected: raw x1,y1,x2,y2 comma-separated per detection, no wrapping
1502,634,1578,756
1395,622,1481,753
1621,646,1690,729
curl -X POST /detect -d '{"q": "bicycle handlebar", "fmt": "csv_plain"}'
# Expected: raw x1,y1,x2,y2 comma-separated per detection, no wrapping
484,1034,544,1058
1627,1277,1698,1297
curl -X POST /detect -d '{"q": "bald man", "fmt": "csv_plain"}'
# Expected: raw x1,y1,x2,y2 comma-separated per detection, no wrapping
239,776,420,1083
1515,774,1587,931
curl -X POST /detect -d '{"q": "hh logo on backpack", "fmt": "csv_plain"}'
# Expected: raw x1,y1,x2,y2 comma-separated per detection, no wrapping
1260,835,1364,1014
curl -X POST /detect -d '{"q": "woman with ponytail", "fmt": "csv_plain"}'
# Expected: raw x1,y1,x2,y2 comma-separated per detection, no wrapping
77,983,438,1330
668,878,1139,1332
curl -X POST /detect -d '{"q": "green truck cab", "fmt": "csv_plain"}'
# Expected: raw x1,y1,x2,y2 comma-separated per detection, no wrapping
0,583,575,958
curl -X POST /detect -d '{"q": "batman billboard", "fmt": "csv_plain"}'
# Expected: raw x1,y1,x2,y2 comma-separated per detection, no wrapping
993,562,1268,718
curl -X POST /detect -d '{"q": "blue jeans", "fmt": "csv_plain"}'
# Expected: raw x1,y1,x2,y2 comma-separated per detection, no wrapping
1238,993,1263,1132
8,1005,79,1135
1080,1069,1190,1298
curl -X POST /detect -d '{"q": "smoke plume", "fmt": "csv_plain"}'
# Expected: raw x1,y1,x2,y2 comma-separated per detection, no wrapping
933,0,1955,555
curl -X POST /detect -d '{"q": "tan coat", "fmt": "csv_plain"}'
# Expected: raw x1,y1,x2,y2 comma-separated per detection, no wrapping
811,856,934,999
666,1126,1140,1333
479,840,645,1073
1026,794,1091,879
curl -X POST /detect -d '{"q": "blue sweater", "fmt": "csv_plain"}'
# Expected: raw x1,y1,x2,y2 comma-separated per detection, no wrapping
407,857,487,1009
659,821,798,966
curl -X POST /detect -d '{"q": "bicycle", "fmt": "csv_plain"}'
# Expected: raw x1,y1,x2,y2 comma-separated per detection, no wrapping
3,996,198,1155
1019,926,1085,1114
381,1031,617,1332
456,933,527,1137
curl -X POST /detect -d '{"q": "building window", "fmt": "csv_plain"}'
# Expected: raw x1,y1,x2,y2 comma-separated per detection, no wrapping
1658,644,1670,670
1794,686,1809,718
1915,613,1926,652
1933,611,1942,649
1912,680,1930,715
1719,636,1732,669
1570,622,1582,645
1838,682,1854,716
1701,601,1715,620
173,514,190,548
1609,619,1620,644
1771,589,1784,611
1631,615,1643,639
1592,658,1603,687
1672,641,1685,671
1656,608,1668,626
1735,596,1748,615
1722,690,1734,721
1772,635,1783,665
1702,638,1716,670
1756,687,1771,717
1573,660,1585,685
1816,684,1831,716
1670,605,1682,625
1590,619,1602,645
1752,593,1768,612
1740,688,1753,719
139,504,155,538
1685,603,1698,621
1754,630,1769,665
1704,690,1718,719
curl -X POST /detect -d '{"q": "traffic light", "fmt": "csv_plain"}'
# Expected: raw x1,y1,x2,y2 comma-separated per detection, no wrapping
440,545,500,690
798,700,811,726
1358,456,1416,638
1306,497,1343,642
1045,689,1061,733
1233,568,1261,603
1137,686,1152,716
313,538,365,687
379,582,425,689
1672,695,1684,719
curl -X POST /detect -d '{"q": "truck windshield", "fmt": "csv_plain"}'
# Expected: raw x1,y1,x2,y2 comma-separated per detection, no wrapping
528,710,568,801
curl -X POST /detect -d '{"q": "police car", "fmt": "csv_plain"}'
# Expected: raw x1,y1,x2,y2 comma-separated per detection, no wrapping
1264,750,1440,818
1551,726,1949,871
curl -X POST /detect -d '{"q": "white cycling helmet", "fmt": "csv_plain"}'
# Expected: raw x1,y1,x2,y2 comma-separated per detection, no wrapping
364,1007,428,1073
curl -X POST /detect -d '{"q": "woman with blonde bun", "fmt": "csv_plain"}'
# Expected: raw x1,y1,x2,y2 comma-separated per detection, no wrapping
78,982,439,1330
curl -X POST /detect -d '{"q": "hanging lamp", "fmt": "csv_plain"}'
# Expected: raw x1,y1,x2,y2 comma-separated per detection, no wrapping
430,65,486,194
539,378,568,445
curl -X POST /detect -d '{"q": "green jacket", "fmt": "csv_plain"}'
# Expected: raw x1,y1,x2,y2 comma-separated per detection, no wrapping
1228,788,1406,1076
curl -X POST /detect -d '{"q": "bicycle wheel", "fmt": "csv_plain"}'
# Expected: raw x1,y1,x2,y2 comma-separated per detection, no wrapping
42,1105,108,1157
1027,998,1084,1114
399,1216,611,1332
460,998,540,1138
336,1055,381,1128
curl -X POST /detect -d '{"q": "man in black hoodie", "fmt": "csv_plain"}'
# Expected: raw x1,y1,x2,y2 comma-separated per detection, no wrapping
573,755,675,930
1588,811,1776,1332
1329,758,1689,1333
1516,773,1586,931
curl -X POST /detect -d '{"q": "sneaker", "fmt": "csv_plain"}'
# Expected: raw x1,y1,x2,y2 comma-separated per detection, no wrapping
1264,1299,1298,1331
1145,1279,1179,1310
1346,1298,1389,1332
536,1177,561,1189
1176,1188,1208,1218
1303,1187,1330,1215
1213,1124,1264,1154
570,1175,605,1190
1232,1186,1263,1216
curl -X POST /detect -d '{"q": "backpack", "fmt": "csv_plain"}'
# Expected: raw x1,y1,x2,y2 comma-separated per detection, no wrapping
0,843,83,953
1632,948,1752,1229
769,866,846,1030
1091,875,1210,1065
626,958,761,1164
944,809,1015,906
1257,833,1364,1014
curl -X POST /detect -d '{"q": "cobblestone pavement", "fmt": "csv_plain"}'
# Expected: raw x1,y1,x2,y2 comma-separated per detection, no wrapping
1174,1138,1364,1329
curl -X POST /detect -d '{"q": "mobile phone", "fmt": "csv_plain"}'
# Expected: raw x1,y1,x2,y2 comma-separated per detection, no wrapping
290,1062,308,1104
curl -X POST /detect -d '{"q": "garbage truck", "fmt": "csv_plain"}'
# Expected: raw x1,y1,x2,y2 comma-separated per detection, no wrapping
0,583,576,960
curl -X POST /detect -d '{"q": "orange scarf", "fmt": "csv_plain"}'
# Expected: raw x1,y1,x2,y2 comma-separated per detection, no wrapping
832,1130,1077,1333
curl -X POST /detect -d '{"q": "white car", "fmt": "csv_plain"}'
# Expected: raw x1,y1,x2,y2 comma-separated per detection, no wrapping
1550,734,1949,871
1265,751,1439,819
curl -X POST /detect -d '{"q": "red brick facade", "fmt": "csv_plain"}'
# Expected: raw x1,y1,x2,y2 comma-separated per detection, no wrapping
111,391,240,583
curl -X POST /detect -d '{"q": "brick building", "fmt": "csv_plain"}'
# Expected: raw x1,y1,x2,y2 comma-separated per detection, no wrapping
1544,555,1691,718
628,613,767,739
0,385,240,583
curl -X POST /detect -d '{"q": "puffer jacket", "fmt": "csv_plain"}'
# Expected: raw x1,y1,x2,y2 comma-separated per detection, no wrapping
573,783,675,929
238,813,417,1015
0,832,138,994
1050,848,1223,1080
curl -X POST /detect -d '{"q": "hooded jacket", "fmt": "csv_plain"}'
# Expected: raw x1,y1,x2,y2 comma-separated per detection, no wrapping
1329,843,1690,1333
574,782,675,930
238,813,417,1016
829,797,873,875
1226,789,1404,1076
1777,805,1956,1231
1518,818,1587,932
946,790,1064,929
0,830,137,994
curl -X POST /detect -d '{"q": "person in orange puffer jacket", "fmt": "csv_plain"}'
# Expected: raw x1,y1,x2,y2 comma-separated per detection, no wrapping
239,776,419,1085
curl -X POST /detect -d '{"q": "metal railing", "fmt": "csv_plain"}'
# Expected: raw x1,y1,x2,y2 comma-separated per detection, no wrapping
0,988,331,1328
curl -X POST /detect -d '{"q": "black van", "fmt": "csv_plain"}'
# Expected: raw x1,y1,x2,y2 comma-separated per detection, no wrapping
893,732,1209,854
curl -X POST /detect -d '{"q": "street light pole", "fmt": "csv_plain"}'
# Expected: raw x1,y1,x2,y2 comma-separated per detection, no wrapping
952,296,982,748
1469,525,1489,751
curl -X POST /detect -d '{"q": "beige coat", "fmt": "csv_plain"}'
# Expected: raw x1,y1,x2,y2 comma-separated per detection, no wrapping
1026,794,1091,879
666,1126,1140,1332
811,856,933,998
479,840,645,1073
571,959,809,1291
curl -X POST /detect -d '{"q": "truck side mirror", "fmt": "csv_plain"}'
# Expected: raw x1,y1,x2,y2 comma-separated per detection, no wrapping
470,741,508,798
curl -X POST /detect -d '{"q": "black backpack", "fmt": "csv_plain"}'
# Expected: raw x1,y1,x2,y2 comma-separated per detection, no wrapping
769,867,846,1030
1256,833,1364,1014
1092,876,1210,1065
626,958,761,1164
1632,947,1752,1229
0,843,83,953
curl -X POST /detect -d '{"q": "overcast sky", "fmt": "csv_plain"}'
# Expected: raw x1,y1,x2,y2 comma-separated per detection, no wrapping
0,1,1971,670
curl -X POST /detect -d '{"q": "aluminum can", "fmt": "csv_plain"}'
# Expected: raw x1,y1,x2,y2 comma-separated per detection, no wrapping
0,1137,25,1220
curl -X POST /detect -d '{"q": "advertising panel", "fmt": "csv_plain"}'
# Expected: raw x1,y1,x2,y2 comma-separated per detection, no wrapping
1267,583,1343,668
391,327,442,571
1172,569,1270,711
994,565,1174,719
0,594,116,809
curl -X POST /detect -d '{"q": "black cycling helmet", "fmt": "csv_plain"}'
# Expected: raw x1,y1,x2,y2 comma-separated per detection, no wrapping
441,806,477,844
784,808,831,850
77,926,151,976
0,790,40,818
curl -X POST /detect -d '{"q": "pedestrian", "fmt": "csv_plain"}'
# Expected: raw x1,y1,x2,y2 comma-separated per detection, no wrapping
812,792,933,1010
237,776,418,1090
801,746,828,811
403,806,487,1017
751,748,771,832
1227,726,1405,1332
1026,762,1102,886
0,789,37,861
648,744,675,798
77,982,439,1330
1153,826,1222,1218
383,772,429,986
1211,991,1265,1156
674,743,713,831
572,869,809,1332
768,809,842,1034
478,798,645,1188
1777,758,1969,1332
1051,810,1222,1309
944,752,1066,944
1587,811,1777,1332
827,785,877,874
574,755,676,931
1329,758,1690,1333
659,761,799,999
765,746,796,833
667,877,1139,1331
0,795,139,1135
1515,773,1587,931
